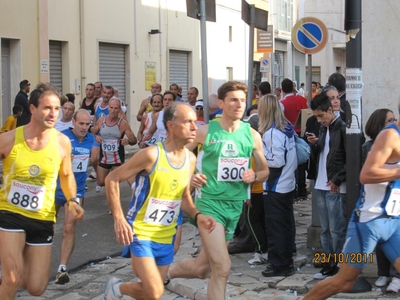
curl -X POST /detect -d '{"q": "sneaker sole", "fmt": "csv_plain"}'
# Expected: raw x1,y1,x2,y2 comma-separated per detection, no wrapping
55,274,70,285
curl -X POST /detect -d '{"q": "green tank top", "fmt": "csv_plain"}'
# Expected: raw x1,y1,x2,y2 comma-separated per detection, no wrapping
196,120,254,201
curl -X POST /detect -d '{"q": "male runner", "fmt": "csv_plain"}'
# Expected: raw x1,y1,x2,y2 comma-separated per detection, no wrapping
103,103,215,299
168,81,269,299
54,109,95,284
0,83,84,299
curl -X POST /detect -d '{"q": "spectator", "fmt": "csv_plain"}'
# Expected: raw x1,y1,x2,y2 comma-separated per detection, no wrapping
15,79,31,127
0,105,23,134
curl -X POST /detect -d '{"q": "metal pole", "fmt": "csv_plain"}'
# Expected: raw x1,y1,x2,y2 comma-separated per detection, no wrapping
307,54,312,107
346,0,370,293
246,5,255,109
199,0,210,124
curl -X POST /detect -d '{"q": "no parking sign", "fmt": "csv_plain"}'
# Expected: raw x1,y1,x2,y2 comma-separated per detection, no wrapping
291,17,328,54
260,58,270,72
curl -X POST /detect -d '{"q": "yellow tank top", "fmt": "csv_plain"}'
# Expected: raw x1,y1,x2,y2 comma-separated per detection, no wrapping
0,127,61,222
133,142,190,244
145,101,153,113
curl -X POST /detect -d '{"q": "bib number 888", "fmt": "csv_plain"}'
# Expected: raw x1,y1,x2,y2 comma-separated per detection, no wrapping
11,192,40,210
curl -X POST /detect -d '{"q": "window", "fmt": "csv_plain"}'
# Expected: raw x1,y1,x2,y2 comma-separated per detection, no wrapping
226,67,233,81
277,0,293,32
229,26,232,42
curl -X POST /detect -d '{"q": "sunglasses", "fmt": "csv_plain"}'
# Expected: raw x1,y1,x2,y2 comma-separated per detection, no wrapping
196,107,203,111
386,118,397,123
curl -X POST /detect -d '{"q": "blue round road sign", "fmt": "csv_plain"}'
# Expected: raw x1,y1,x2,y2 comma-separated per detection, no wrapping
291,17,328,54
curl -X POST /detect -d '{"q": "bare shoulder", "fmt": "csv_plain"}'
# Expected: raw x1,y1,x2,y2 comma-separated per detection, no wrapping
57,130,72,147
0,130,16,158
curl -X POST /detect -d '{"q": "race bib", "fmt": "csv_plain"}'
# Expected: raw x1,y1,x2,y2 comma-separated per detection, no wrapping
385,188,400,216
8,180,46,211
72,154,90,172
144,198,181,225
102,139,118,152
217,157,249,182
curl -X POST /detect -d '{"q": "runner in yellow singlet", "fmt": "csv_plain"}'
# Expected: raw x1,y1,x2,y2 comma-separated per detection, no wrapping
0,83,84,299
103,103,215,300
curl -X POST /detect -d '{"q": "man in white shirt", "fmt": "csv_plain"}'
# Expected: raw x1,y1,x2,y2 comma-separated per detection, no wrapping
55,102,75,131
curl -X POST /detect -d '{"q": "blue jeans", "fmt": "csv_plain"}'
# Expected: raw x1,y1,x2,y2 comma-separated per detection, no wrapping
314,189,346,256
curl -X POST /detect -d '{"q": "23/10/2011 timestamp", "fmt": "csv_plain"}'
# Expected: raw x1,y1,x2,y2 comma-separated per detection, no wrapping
314,252,373,264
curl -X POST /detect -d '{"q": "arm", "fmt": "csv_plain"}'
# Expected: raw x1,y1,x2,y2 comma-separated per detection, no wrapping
136,98,149,122
360,128,400,184
251,128,269,183
90,116,103,135
120,121,137,146
180,152,216,232
137,114,147,147
143,111,159,140
105,147,158,245
262,129,286,168
58,133,84,220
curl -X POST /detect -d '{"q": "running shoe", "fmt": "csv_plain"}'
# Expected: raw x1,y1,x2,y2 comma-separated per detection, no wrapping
95,185,104,193
387,277,400,293
248,252,268,265
375,276,389,287
89,170,97,179
55,267,70,284
104,277,122,300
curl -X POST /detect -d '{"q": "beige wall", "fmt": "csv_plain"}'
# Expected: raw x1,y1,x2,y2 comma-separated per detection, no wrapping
0,0,269,130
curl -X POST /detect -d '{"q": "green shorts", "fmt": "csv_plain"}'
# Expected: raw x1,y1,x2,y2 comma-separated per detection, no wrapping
194,197,244,240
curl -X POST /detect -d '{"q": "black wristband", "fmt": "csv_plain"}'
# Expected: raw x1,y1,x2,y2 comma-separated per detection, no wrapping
194,212,202,225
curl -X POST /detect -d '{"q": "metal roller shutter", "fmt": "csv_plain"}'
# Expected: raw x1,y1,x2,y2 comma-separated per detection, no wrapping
169,50,189,100
99,43,126,103
49,41,63,94
1,39,11,122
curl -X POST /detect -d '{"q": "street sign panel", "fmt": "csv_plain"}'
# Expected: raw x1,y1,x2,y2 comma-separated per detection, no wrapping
291,17,328,55
260,57,270,72
186,0,216,22
241,0,268,31
257,25,274,53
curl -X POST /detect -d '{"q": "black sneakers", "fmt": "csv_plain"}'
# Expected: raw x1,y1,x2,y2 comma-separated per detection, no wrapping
313,263,339,279
261,265,295,277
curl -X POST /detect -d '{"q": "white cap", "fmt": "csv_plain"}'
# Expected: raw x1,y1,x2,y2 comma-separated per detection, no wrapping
195,100,203,107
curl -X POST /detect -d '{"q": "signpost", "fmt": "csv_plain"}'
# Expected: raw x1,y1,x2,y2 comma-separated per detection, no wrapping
186,0,216,124
291,17,328,106
241,0,268,109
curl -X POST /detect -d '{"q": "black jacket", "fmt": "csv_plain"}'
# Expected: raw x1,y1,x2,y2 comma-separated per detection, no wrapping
15,90,30,127
312,116,346,187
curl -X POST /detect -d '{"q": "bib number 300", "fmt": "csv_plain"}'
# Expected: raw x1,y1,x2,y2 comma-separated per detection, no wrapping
217,157,249,182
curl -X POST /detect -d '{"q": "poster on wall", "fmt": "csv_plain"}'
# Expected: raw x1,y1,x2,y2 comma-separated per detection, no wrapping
145,62,156,90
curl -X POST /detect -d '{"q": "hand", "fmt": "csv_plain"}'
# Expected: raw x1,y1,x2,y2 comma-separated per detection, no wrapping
242,169,256,184
143,134,151,141
139,140,147,148
306,132,318,145
113,218,134,245
95,136,102,144
197,214,216,233
245,199,252,207
327,180,340,193
120,138,129,146
68,202,84,221
191,173,207,189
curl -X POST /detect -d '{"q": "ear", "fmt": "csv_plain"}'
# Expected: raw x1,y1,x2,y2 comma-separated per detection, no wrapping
218,99,224,109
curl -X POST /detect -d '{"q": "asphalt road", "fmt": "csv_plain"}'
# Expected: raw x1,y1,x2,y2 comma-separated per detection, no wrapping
50,177,133,280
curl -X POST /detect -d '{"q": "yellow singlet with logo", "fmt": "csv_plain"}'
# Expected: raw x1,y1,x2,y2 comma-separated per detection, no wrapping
127,142,190,244
0,127,61,222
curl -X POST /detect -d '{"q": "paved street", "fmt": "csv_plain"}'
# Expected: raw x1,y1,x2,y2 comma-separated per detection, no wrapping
16,190,398,299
